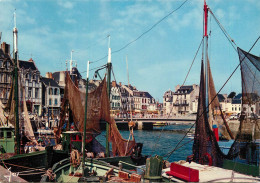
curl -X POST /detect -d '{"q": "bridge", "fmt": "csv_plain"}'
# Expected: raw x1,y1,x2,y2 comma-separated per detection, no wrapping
107,116,196,130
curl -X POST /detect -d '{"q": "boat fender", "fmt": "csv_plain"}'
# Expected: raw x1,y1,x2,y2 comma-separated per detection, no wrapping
70,149,81,167
202,153,212,166
186,154,194,163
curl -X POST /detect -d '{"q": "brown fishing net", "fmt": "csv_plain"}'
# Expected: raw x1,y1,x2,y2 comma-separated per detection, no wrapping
193,59,231,167
207,58,234,140
58,72,135,156
3,71,37,143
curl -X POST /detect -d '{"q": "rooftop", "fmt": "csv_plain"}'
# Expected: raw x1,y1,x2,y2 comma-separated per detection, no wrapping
41,77,60,87
19,59,37,70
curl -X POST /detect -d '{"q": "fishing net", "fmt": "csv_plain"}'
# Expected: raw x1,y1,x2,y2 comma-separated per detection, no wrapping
193,59,232,167
227,48,260,161
237,48,260,141
207,58,234,140
3,68,37,143
58,72,135,156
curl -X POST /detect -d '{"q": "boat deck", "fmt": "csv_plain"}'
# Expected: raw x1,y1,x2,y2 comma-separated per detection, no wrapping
0,165,27,182
162,162,260,182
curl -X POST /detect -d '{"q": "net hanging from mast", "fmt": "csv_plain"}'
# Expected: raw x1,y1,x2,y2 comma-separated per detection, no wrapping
57,72,136,156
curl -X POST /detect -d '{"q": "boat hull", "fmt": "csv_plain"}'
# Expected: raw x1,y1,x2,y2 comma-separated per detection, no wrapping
1,147,68,182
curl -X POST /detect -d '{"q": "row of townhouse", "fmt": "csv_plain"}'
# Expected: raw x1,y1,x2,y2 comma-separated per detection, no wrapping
163,81,259,117
218,93,260,117
89,80,159,117
0,42,61,118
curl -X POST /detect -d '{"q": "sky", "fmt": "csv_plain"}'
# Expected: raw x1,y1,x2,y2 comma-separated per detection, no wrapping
0,0,259,102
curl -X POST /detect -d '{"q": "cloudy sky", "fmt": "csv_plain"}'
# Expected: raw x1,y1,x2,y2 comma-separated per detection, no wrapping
0,0,259,101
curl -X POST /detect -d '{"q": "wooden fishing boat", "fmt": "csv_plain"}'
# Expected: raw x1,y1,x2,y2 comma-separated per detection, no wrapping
153,122,167,126
0,16,69,182
161,0,260,182
40,42,147,182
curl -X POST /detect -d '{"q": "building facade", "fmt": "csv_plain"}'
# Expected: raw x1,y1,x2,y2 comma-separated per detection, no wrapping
0,42,13,105
163,84,199,116
19,58,42,114
163,90,174,115
41,77,61,117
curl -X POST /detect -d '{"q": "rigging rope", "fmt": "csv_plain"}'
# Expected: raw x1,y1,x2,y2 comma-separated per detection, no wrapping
208,8,237,52
151,39,203,155
182,38,203,86
90,0,190,64
165,36,260,160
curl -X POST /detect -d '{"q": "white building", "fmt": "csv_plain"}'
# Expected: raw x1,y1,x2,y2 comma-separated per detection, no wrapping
172,84,199,115
41,77,61,117
163,90,174,115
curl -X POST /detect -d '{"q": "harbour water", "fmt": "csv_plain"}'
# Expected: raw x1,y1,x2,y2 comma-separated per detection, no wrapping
96,123,194,163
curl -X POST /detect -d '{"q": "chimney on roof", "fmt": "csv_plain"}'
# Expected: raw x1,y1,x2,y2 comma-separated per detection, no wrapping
46,72,53,79
175,84,180,92
112,81,116,87
1,42,10,55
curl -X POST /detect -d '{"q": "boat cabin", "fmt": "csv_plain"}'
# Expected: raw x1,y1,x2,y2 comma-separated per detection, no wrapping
61,131,93,153
0,127,15,154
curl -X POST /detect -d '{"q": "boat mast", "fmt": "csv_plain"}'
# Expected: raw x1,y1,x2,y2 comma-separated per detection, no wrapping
13,11,20,154
82,61,90,176
204,0,209,118
106,35,111,157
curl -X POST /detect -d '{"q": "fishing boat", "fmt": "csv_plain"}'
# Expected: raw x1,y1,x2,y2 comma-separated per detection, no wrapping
161,0,260,182
0,15,69,182
41,41,147,182
153,122,167,127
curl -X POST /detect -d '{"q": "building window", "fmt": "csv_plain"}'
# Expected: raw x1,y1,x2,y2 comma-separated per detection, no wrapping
49,99,52,105
28,87,32,98
49,88,53,95
55,99,58,106
35,88,39,98
54,88,58,95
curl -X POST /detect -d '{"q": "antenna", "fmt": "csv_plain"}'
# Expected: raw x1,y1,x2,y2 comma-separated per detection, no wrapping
14,9,17,28
107,34,110,49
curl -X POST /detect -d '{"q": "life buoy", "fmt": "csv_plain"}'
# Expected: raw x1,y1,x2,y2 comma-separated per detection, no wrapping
202,153,212,166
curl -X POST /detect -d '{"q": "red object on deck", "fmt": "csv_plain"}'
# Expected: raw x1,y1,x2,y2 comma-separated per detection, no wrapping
166,163,199,182
213,127,219,141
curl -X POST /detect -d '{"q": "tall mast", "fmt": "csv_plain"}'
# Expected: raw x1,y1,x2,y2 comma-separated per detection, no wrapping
203,0,209,116
126,56,133,122
82,61,90,176
13,10,20,154
106,35,111,157
70,50,74,74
